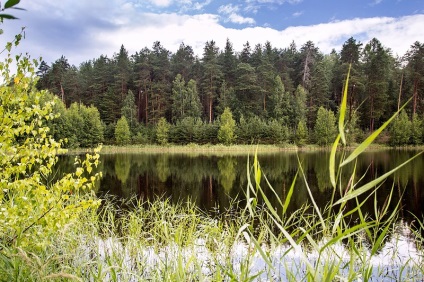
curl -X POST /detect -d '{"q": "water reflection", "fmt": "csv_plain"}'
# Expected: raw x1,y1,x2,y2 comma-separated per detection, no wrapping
87,150,424,226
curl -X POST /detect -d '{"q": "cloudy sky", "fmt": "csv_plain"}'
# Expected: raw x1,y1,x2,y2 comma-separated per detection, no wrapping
2,0,424,66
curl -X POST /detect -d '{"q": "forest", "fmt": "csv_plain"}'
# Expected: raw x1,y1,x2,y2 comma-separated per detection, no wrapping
35,37,424,147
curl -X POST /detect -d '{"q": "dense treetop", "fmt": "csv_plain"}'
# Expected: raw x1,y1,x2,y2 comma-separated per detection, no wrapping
35,38,424,146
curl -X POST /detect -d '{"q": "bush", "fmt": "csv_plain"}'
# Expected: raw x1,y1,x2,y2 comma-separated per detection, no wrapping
115,116,131,145
218,107,237,145
0,51,101,249
156,117,170,145
390,110,411,146
314,107,337,146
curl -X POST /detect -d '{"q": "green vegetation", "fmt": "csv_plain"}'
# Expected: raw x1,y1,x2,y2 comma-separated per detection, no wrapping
0,40,101,251
115,116,131,145
33,32,424,148
217,107,237,145
2,4,424,281
156,117,170,145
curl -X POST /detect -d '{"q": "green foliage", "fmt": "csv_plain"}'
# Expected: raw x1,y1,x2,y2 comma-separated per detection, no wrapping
115,116,131,145
218,107,237,145
243,66,423,281
291,85,307,128
0,0,23,20
266,119,289,144
344,109,361,145
121,90,138,133
270,75,291,122
170,116,203,144
171,75,202,122
31,35,424,147
390,110,412,146
66,103,104,148
295,120,308,146
411,113,422,145
156,117,170,145
0,48,101,249
314,107,337,145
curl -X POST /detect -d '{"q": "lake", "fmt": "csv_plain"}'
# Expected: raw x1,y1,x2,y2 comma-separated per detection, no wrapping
59,149,424,226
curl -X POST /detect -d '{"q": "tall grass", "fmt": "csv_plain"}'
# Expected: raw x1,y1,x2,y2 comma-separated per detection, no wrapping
1,67,423,281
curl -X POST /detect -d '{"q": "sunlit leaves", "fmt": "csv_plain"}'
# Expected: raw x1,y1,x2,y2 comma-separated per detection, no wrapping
0,44,101,248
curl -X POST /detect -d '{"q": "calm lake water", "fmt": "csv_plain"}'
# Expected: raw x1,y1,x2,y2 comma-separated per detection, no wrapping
59,149,424,226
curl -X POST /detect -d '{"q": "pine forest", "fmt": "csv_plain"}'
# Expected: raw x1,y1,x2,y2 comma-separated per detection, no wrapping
35,38,424,147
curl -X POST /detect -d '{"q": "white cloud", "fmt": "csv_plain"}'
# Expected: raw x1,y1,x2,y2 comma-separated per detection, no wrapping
148,0,173,7
192,0,213,10
218,4,255,25
370,0,383,6
95,13,424,60
292,11,303,17
218,4,240,14
2,0,423,66
228,13,256,24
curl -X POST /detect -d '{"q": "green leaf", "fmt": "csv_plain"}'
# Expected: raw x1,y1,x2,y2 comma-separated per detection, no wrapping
0,14,18,19
5,42,12,52
329,134,340,189
339,64,351,145
4,0,20,9
283,171,297,215
334,151,423,205
341,97,412,167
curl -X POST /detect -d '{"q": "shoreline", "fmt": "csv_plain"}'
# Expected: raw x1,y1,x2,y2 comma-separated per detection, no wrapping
60,143,420,155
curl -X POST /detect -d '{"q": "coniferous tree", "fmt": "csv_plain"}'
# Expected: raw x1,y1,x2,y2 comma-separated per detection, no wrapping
121,90,138,133
216,80,236,117
171,74,188,122
186,79,202,119
256,42,277,117
132,47,152,124
235,62,260,117
201,40,222,123
150,41,171,123
240,41,252,64
270,75,291,123
114,45,131,98
219,38,237,87
404,41,424,115
171,42,195,82
362,38,391,131
291,85,307,129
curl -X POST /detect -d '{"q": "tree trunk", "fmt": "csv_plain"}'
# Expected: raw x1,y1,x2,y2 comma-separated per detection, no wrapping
413,78,418,116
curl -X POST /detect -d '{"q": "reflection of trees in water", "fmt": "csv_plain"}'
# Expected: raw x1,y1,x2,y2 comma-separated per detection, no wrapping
114,154,131,184
218,156,237,193
60,151,424,229
155,154,170,182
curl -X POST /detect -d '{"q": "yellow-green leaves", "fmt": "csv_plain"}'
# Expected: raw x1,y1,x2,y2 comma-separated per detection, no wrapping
339,65,351,145
0,44,101,249
340,97,412,167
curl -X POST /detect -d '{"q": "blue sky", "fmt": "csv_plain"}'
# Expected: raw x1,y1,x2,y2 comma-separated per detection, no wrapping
2,0,423,66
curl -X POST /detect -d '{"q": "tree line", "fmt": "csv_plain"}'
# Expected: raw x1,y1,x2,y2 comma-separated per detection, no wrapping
35,37,424,147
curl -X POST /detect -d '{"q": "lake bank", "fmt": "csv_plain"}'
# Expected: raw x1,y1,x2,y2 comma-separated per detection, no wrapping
65,143,405,156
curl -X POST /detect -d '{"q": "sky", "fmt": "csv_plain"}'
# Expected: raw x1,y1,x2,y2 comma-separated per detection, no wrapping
1,0,424,67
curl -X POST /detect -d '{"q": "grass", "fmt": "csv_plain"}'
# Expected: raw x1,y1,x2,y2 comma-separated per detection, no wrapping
0,197,422,281
65,143,396,156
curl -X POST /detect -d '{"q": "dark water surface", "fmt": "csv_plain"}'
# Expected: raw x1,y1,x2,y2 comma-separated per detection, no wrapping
59,149,424,225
